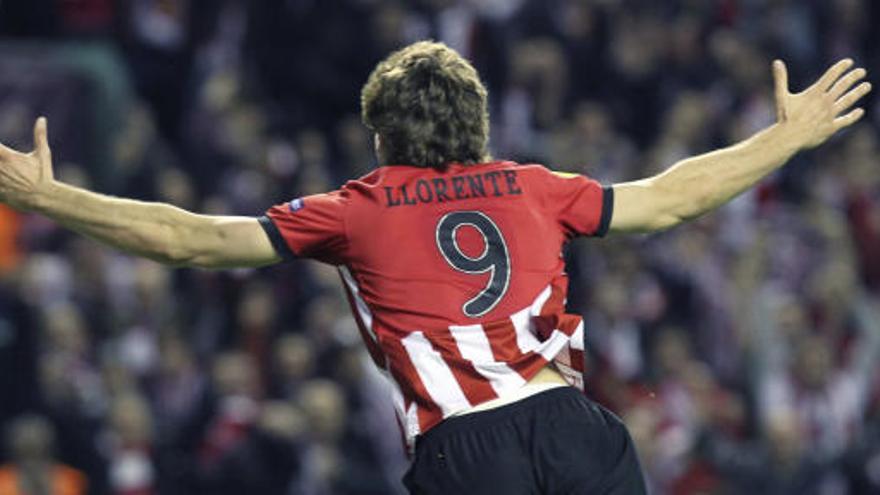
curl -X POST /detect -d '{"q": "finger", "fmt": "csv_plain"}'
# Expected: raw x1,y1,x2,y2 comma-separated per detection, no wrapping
834,82,872,115
829,67,867,99
33,117,51,163
815,58,854,91
834,108,865,130
773,60,789,120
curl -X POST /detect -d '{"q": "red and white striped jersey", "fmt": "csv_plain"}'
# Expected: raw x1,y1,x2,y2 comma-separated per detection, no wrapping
260,161,612,450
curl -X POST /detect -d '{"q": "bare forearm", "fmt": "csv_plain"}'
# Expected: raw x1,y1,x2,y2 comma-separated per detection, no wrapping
0,119,278,268
610,58,870,234
612,124,802,232
655,123,801,221
28,181,213,265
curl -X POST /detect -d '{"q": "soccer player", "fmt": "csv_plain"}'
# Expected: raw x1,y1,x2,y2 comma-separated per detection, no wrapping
0,42,871,494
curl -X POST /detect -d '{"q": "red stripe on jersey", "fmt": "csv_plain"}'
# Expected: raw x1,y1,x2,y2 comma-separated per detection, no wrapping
534,280,583,340
483,319,531,362
426,327,498,405
541,278,568,316
507,354,551,381
568,348,585,372
560,314,584,336
482,319,546,380
533,280,568,339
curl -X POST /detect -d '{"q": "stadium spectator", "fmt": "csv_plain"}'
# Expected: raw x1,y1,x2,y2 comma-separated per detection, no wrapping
0,414,87,495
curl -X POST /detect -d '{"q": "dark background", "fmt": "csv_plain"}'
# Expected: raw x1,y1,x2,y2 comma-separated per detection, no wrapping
0,1,879,494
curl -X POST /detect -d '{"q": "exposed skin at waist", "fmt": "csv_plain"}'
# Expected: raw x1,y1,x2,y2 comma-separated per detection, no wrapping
528,363,568,386
451,363,570,417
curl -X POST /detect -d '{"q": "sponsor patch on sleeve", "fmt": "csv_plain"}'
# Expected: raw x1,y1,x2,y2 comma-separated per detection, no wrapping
288,198,305,212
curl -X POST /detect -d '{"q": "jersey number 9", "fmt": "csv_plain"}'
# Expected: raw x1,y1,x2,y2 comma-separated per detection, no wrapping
436,211,510,318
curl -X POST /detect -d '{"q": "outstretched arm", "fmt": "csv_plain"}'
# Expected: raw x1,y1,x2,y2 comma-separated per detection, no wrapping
0,118,280,268
610,59,872,233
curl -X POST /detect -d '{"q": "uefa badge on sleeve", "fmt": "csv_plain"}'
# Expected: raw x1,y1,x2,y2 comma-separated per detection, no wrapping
288,198,305,213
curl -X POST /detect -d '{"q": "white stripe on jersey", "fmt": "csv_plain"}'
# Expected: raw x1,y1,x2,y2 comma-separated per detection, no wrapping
569,320,585,351
536,330,571,361
340,266,418,446
509,284,554,354
556,361,584,389
401,331,472,416
449,323,526,395
511,306,543,353
343,278,586,452
339,266,379,345
531,284,554,314
555,346,572,367
403,400,420,448
379,367,416,442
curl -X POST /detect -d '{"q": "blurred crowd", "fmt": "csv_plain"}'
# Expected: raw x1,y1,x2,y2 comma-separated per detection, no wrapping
0,0,879,494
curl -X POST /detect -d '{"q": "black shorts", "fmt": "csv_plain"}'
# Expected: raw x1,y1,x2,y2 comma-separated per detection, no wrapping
403,387,647,495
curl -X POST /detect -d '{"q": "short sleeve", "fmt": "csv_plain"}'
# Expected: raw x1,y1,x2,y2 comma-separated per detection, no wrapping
542,170,614,238
259,190,348,265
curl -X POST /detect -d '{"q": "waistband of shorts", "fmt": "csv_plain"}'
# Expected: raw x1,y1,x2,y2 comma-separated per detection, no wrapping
415,385,582,449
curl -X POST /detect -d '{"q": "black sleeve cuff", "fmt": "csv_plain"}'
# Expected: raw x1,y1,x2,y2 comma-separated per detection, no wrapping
258,216,296,261
594,186,614,237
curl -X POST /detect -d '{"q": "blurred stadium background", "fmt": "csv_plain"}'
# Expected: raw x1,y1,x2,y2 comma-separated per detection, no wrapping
0,1,879,494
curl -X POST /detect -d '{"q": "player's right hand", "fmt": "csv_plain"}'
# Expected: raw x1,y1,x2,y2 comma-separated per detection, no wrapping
773,58,872,150
0,117,56,211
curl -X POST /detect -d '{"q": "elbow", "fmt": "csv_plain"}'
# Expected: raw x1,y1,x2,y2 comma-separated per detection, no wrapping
657,183,717,230
148,224,201,267
161,236,219,268
650,214,685,232
145,242,194,267
160,221,232,269
639,210,689,232
642,187,695,232
676,192,718,226
160,246,198,267
649,166,722,230
654,204,708,232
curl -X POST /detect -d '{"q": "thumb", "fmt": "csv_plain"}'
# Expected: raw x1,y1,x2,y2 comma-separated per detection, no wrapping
773,60,789,121
33,117,52,165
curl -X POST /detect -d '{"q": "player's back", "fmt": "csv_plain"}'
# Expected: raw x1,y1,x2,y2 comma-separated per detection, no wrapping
262,160,611,446
348,162,577,328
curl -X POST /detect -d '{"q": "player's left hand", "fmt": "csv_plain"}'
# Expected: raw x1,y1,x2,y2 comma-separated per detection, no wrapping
0,117,55,211
773,58,872,150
